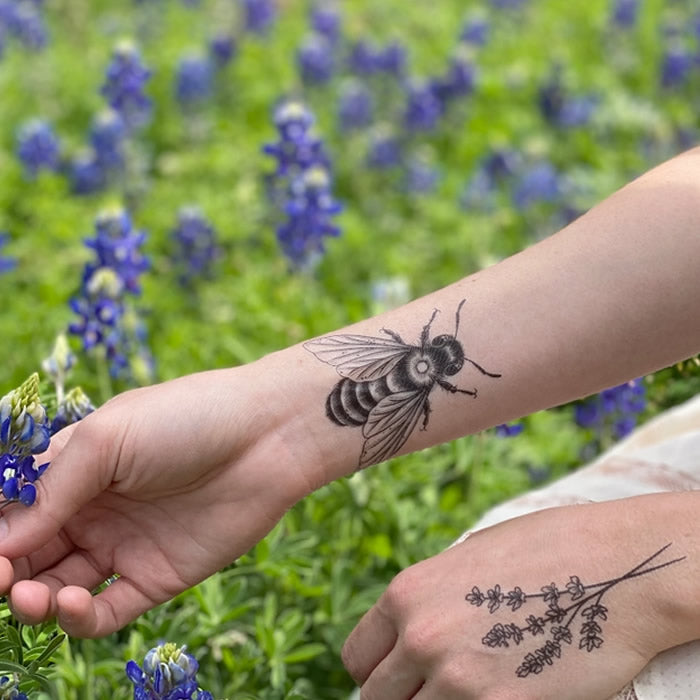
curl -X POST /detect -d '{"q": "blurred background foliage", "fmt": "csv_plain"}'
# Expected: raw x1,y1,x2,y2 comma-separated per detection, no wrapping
0,0,699,697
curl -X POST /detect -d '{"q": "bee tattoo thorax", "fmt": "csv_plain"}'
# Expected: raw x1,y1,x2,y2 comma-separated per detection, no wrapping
304,299,501,467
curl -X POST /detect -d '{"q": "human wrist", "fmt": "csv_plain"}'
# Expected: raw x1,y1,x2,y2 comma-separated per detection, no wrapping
252,345,360,493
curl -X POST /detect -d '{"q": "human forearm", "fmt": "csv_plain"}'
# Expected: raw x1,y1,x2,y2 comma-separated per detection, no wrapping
260,147,700,486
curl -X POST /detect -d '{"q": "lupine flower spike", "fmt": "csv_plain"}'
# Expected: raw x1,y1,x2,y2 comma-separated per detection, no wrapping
126,643,213,700
0,232,16,274
101,40,152,130
0,674,28,700
0,373,51,509
264,100,342,267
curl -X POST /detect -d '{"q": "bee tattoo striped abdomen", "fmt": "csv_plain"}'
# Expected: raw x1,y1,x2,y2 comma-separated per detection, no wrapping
305,299,501,467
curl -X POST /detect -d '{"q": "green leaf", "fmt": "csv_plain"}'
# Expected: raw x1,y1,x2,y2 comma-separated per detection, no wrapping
282,643,327,664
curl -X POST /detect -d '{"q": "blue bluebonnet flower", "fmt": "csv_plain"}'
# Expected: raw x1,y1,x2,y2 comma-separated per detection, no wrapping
276,165,342,267
175,53,214,106
85,208,149,294
50,387,95,435
538,72,596,128
0,374,51,509
263,100,329,177
512,162,561,210
348,40,379,75
297,33,335,84
403,80,443,131
660,45,694,88
375,41,407,76
264,100,341,267
0,0,47,50
209,33,236,68
337,79,373,131
240,0,276,35
348,40,406,76
310,2,341,44
101,40,152,130
491,0,528,8
0,232,16,274
170,206,220,285
69,208,150,378
403,155,439,194
432,46,476,103
575,379,646,442
69,151,106,195
126,643,213,700
495,422,524,437
461,15,489,46
611,0,639,28
91,109,127,169
366,126,402,169
0,674,28,700
16,119,60,178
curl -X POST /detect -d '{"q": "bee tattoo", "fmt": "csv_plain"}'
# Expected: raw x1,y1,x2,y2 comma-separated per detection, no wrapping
303,299,501,467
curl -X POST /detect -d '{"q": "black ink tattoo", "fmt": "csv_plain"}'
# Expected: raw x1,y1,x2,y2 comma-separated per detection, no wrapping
465,543,686,678
303,300,501,467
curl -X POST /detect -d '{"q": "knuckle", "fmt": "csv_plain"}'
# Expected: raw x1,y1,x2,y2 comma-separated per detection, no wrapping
401,619,441,662
383,565,420,611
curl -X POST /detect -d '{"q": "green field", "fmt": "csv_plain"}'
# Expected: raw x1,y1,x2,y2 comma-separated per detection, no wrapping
0,0,699,697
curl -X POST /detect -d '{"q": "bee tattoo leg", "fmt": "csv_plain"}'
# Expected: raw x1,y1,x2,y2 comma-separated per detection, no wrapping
437,378,478,397
421,398,432,430
464,357,502,378
379,327,405,344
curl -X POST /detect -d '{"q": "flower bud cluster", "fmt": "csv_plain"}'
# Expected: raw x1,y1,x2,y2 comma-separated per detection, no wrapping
0,374,50,508
170,207,220,285
15,119,60,179
0,233,16,274
264,100,342,267
0,0,47,53
101,41,152,131
0,674,28,700
126,643,213,700
69,208,151,379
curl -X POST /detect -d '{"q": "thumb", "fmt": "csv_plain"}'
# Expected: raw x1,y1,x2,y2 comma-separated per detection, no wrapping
0,416,116,559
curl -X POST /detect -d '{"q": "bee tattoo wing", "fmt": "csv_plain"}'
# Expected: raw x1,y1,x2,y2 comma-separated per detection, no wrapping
303,335,411,381
360,388,430,466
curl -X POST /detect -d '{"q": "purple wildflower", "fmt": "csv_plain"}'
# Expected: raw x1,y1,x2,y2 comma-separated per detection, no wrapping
311,2,341,44
461,15,489,46
126,643,213,700
0,232,16,273
101,41,152,130
661,45,694,88
403,79,443,131
241,0,276,35
297,33,335,84
366,126,402,169
209,33,236,68
611,0,639,28
175,53,214,106
264,100,342,267
512,162,561,210
337,79,373,130
170,206,220,285
16,119,60,178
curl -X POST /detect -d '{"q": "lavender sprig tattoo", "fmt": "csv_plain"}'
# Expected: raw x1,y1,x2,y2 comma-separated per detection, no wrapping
465,543,685,678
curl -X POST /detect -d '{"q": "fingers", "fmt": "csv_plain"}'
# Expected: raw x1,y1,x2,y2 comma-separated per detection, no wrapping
0,415,117,559
55,577,155,638
9,574,157,638
342,600,398,685
358,647,424,699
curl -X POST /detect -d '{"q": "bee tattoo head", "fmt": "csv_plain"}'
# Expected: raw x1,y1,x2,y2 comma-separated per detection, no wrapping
303,299,501,468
